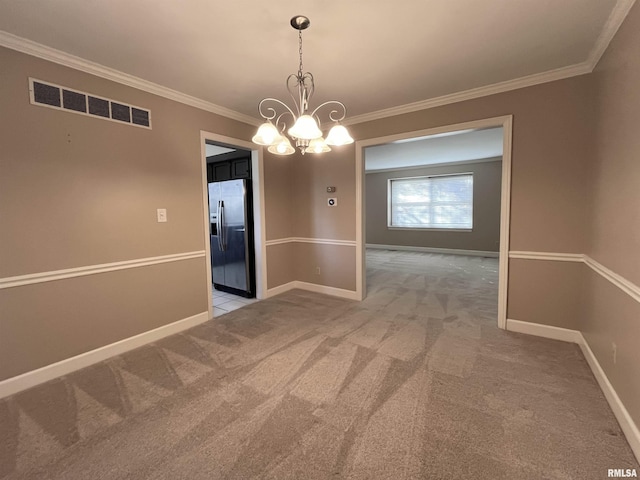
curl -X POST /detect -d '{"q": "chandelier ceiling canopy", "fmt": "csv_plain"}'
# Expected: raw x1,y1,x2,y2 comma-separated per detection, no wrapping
252,15,354,156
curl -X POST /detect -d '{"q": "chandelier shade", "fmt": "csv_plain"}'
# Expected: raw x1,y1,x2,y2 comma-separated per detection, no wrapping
305,137,331,154
288,114,322,140
267,135,295,155
252,121,280,146
325,124,354,146
253,16,353,155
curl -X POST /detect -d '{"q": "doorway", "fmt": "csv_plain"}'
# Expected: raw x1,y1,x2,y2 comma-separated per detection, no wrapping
355,116,513,328
200,131,267,319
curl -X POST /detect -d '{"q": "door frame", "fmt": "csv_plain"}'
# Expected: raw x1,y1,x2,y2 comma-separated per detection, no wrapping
354,115,513,329
200,131,267,318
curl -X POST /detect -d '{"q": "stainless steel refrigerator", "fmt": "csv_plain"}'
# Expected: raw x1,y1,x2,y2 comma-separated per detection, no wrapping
208,179,254,297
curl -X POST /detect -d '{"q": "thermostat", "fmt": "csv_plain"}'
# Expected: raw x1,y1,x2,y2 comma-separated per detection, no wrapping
328,198,337,207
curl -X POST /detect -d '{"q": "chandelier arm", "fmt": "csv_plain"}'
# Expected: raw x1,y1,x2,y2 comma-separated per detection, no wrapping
301,73,315,113
309,100,347,122
258,97,297,122
286,74,303,116
275,111,295,132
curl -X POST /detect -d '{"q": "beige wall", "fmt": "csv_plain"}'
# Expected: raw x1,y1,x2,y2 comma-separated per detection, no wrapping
349,74,594,325
352,77,593,256
290,71,594,300
265,243,295,289
585,2,640,431
263,151,295,241
262,149,296,290
583,268,640,425
0,48,255,277
261,144,359,293
292,146,357,241
590,3,640,286
0,47,261,380
294,243,356,291
290,146,357,291
0,259,207,379
508,259,585,331
366,159,502,251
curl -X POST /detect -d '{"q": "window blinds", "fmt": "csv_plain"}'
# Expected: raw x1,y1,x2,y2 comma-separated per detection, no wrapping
389,174,473,229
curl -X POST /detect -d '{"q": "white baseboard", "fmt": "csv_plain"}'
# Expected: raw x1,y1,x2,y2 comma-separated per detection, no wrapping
0,311,210,399
294,281,359,300
265,281,297,298
266,280,358,301
507,318,640,463
506,318,583,343
366,243,499,258
578,333,640,463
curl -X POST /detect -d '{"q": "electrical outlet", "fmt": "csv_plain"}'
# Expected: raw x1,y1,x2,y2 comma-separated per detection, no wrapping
316,267,321,275
612,342,617,364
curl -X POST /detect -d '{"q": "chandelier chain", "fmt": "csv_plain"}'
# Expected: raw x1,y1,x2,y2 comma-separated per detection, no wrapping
298,29,304,77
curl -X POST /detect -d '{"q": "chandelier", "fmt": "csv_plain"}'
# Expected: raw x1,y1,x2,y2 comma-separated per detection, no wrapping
252,15,354,156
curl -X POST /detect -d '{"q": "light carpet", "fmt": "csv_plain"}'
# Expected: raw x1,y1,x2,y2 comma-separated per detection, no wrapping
0,250,637,479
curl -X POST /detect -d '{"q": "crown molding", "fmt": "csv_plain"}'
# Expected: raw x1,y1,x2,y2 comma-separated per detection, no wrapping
0,30,261,127
344,62,592,126
345,0,636,127
587,0,637,69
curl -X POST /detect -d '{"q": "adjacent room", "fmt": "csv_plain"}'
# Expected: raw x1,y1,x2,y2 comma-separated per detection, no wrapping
364,127,504,330
204,141,260,317
1,1,639,478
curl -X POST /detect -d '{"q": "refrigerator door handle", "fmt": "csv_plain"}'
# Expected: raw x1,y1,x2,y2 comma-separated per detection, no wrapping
216,201,222,251
219,201,226,252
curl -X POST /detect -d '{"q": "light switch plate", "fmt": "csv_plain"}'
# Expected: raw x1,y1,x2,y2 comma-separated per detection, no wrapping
327,198,337,207
157,208,167,222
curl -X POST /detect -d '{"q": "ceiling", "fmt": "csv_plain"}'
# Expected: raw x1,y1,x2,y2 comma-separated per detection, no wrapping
205,144,235,157
0,0,634,124
365,127,503,171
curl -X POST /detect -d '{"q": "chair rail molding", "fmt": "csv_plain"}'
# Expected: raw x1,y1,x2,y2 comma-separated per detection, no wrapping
265,237,356,247
509,250,640,304
508,251,584,262
0,251,206,289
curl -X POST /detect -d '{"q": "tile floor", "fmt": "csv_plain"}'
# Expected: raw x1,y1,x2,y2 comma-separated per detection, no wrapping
212,288,259,317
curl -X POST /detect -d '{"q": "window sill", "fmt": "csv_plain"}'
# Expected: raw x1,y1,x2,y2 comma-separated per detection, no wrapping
387,227,473,232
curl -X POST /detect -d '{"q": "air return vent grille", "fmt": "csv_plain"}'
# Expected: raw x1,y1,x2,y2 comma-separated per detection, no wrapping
29,78,152,129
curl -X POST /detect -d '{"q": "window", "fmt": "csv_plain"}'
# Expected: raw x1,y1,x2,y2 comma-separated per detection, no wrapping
388,173,473,229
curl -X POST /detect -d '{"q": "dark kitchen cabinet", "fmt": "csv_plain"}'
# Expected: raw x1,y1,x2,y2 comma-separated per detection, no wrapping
232,158,250,179
207,156,251,183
